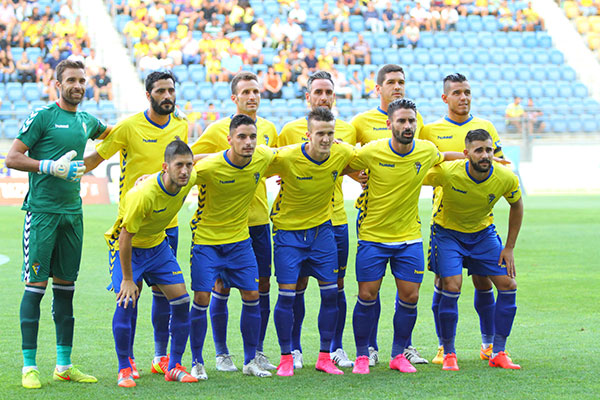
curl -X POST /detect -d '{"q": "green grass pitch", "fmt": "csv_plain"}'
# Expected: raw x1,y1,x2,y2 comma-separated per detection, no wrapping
0,195,598,399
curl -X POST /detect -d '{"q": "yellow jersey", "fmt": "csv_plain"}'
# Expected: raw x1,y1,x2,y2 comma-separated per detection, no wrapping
106,170,197,250
191,145,276,245
423,160,521,233
96,110,188,231
349,139,444,243
266,142,356,231
351,106,424,145
190,115,277,227
278,117,357,226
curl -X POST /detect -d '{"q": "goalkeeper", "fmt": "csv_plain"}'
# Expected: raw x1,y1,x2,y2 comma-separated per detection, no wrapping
5,60,111,389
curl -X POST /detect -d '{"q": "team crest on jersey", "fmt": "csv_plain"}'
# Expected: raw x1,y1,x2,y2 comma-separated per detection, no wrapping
254,172,260,184
31,262,40,275
332,170,339,182
414,162,422,174
264,135,269,145
488,194,496,204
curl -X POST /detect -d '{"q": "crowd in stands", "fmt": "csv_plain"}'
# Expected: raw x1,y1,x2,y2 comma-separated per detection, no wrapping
0,0,112,106
562,0,600,58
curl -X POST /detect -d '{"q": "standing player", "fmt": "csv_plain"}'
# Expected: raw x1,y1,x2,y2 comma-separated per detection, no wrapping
84,71,188,377
420,73,505,364
345,99,458,375
266,107,356,377
350,64,427,365
190,71,278,373
189,114,275,379
423,129,523,371
110,140,198,387
278,70,356,369
5,60,110,389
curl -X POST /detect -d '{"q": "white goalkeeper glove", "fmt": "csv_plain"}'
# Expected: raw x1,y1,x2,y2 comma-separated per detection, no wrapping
39,150,85,182
173,105,188,121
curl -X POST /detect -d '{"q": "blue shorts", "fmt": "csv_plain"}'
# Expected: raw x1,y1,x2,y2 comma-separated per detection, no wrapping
109,239,185,292
249,224,272,278
273,221,338,284
430,224,506,278
333,224,349,278
190,238,258,292
355,240,425,283
166,226,178,256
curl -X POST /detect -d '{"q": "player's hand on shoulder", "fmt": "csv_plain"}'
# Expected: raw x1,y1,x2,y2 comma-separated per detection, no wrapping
173,105,188,121
135,174,151,186
494,156,511,165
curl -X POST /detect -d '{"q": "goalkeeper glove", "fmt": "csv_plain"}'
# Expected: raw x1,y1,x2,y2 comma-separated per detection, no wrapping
173,105,188,121
39,150,85,182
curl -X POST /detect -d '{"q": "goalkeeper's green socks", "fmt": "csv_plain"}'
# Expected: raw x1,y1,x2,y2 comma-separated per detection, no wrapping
20,285,46,368
53,283,75,367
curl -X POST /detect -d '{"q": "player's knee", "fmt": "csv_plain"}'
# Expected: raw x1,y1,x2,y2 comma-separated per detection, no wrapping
471,274,493,291
358,287,378,301
194,291,210,305
296,276,309,291
241,290,259,301
401,291,419,304
258,277,270,292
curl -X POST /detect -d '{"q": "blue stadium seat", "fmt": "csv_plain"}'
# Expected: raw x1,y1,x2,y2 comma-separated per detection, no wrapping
3,118,20,138
516,66,531,81
482,15,499,31
456,18,469,32
385,48,402,65
528,83,543,98
190,99,204,112
513,82,528,98
306,17,320,32
428,49,445,65
520,51,535,65
482,84,499,98
502,67,517,81
424,65,441,82
98,100,117,121
115,15,131,32
373,33,390,49
469,81,483,98
188,65,205,82
404,82,421,99
568,119,583,133
264,1,279,15
434,33,450,48
30,100,46,110
531,65,546,81
281,84,295,100
471,66,486,82
371,50,384,65
493,32,509,48
506,32,524,47
557,82,573,97
583,97,600,113
180,82,197,101
549,49,564,64
476,49,492,64
581,115,597,132
479,33,495,49
537,32,552,48
503,48,520,64
560,65,576,81
23,83,41,102
172,65,188,82
497,82,513,98
445,48,460,64
11,47,23,61
420,82,437,98
542,82,558,98
414,48,431,65
25,47,42,61
349,15,365,32
410,68,426,82
419,32,435,48
314,31,328,49
197,82,214,100
550,119,567,132
214,82,230,102
13,100,29,118
545,65,561,81
165,14,178,32
573,83,589,97
523,34,537,48
447,32,465,48
534,49,550,64
6,82,22,102
486,65,502,81
461,49,476,65
467,15,483,31
463,32,479,48
261,47,276,65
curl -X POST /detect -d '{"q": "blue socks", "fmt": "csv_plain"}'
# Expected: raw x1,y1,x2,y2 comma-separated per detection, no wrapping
210,290,230,355
274,289,295,354
167,294,191,371
474,288,496,346
439,290,460,355
190,301,208,365
257,291,270,352
330,287,347,352
241,299,261,364
352,296,376,357
291,289,305,352
493,289,517,353
368,293,380,351
432,285,443,346
391,295,418,358
112,302,135,371
129,303,138,359
318,284,338,352
152,290,170,358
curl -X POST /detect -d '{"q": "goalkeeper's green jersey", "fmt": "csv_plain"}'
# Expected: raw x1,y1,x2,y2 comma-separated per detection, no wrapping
16,102,106,214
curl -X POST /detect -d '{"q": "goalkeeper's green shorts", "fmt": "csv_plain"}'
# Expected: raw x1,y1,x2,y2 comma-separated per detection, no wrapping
21,212,83,283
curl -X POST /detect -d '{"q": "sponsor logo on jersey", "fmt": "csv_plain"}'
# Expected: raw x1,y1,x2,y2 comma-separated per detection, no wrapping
488,194,496,203
452,186,467,194
373,127,389,131
437,135,453,140
143,138,158,143
296,176,313,180
379,162,395,167
219,179,235,184
331,170,338,181
55,124,69,128
414,162,422,174
172,270,183,275
414,269,424,274
153,207,167,213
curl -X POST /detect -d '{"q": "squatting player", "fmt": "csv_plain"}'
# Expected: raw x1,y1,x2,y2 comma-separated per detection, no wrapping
188,114,276,379
278,70,357,369
190,71,278,374
423,128,523,371
6,59,110,389
420,73,506,364
350,64,427,365
110,140,198,387
85,71,188,377
266,107,356,377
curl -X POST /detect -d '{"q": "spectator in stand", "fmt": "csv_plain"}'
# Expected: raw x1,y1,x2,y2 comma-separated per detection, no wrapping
205,17,222,35
317,48,334,71
349,69,363,100
184,100,203,139
441,6,459,30
505,96,525,132
85,48,101,76
92,67,113,103
579,0,598,17
526,98,546,134
297,68,309,96
334,0,351,32
41,67,57,101
205,49,222,83
231,35,246,57
523,2,545,31
269,17,286,49
0,0,16,39
34,55,45,82
411,2,432,30
0,49,14,83
181,32,201,65
382,2,397,31
331,68,352,100
341,40,353,65
325,35,343,64
256,69,266,96
122,15,146,47
138,49,162,73
263,66,283,100
251,17,268,42
430,6,442,30
364,2,384,32
320,2,335,31
364,70,377,98
303,47,318,73
220,48,243,81
283,17,303,43
289,1,308,30
350,33,371,65
292,34,308,54
404,19,421,48
245,32,264,64
16,51,35,83
499,1,519,32
67,45,86,64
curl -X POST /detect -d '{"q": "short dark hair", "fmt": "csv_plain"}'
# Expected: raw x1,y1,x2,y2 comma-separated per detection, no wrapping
55,60,85,82
230,71,258,95
387,98,417,118
377,64,404,86
443,73,468,93
229,114,256,135
307,70,334,93
465,129,492,145
164,138,192,163
307,106,335,130
145,70,176,93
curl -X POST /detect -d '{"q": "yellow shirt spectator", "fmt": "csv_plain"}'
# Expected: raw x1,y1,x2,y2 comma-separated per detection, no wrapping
123,19,146,39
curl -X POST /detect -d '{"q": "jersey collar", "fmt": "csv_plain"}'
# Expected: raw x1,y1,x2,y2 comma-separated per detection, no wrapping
223,150,252,169
144,110,171,129
465,161,493,184
376,106,387,116
301,142,329,165
388,139,415,157
444,115,473,126
157,172,179,196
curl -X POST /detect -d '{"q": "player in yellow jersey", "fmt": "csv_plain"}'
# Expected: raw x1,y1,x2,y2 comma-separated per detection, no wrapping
278,71,356,369
420,73,505,364
84,71,188,377
188,115,276,379
266,107,356,377
423,129,523,372
190,71,278,373
110,140,198,387
350,64,426,365
343,99,463,375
